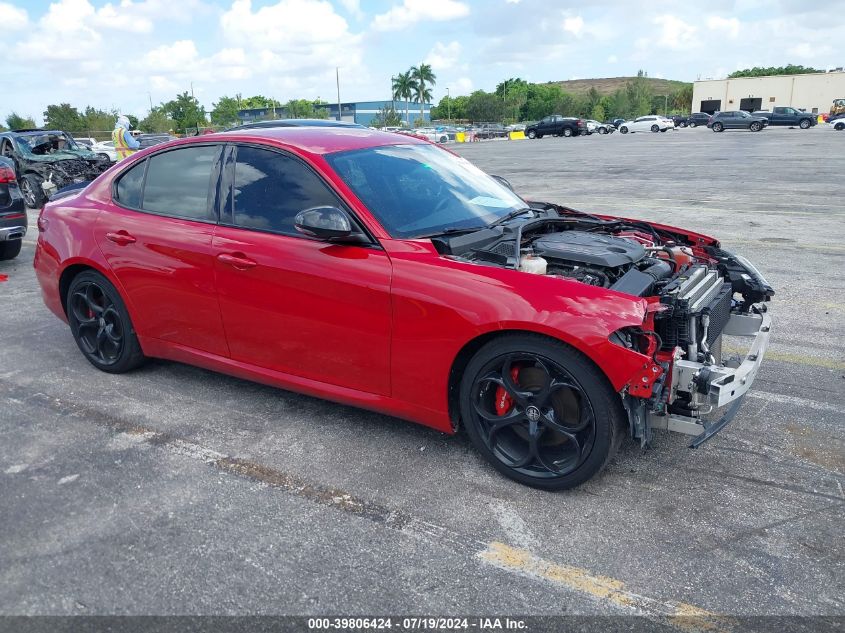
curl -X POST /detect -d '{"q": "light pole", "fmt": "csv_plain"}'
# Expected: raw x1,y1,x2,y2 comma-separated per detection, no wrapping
447,87,451,122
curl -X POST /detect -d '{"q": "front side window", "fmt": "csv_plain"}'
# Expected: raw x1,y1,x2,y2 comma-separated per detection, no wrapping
142,146,218,221
326,143,527,239
231,145,344,235
115,159,146,209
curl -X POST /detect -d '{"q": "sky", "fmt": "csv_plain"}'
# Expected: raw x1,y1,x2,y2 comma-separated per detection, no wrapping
1,0,843,124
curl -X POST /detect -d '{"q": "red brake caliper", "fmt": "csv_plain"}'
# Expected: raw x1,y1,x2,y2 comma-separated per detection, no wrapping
494,367,521,416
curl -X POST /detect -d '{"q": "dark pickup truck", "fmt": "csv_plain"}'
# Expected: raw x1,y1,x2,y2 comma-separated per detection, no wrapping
751,107,817,129
525,115,586,138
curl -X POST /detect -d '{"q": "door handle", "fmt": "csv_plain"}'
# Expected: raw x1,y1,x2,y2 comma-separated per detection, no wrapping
106,231,136,245
217,252,257,269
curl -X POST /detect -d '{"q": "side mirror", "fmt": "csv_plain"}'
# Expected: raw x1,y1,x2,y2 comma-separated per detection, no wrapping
490,174,514,192
294,206,366,243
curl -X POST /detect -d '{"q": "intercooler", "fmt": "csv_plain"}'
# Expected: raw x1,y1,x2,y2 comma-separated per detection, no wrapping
656,265,733,360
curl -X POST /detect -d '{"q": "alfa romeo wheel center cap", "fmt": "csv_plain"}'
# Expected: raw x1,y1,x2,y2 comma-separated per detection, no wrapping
526,405,541,422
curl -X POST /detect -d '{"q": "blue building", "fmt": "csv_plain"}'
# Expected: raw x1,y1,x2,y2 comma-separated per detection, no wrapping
237,99,432,127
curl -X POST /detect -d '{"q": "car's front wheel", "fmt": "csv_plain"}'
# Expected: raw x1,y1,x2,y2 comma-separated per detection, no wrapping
799,119,812,129
620,126,628,134
598,127,607,134
651,125,659,132
460,335,626,490
527,130,537,139
20,174,45,209
67,271,145,373
835,122,845,131
688,121,697,128
0,240,22,261
750,121,762,132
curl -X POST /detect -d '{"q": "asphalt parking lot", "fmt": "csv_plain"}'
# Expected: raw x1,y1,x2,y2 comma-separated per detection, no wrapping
1,126,843,627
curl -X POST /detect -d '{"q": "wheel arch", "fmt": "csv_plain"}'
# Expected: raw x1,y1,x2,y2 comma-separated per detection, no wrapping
57,259,134,321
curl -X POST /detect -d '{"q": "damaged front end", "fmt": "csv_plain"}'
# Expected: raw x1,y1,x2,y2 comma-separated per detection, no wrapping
31,155,110,199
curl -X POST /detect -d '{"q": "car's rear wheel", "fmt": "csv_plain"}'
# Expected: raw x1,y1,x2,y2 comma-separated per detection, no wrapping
620,126,628,134
460,335,626,490
679,121,687,128
563,128,573,137
67,271,145,373
527,130,537,139
20,174,45,209
0,240,22,261
712,122,724,132
688,121,697,128
598,127,607,134
750,122,762,132
650,124,659,132
799,119,811,129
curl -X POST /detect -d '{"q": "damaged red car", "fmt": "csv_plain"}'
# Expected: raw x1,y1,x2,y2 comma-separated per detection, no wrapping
34,128,773,489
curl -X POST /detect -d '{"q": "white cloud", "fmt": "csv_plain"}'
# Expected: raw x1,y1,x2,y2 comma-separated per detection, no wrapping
452,77,474,94
424,41,462,70
143,40,200,72
706,16,740,39
0,2,28,29
607,54,618,63
338,0,364,19
653,16,697,49
372,0,470,31
563,15,584,36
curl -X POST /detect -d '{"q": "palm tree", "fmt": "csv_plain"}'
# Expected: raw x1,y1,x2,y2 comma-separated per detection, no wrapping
410,63,436,124
392,71,417,127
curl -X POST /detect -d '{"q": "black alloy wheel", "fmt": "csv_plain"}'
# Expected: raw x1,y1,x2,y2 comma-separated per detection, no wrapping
461,335,625,490
20,174,45,209
651,124,660,132
67,271,145,373
620,126,629,134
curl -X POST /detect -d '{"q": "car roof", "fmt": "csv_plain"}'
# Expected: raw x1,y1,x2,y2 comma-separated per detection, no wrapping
229,119,365,131
181,126,428,155
9,129,67,135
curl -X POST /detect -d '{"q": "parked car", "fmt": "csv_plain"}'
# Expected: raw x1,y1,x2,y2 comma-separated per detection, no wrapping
585,120,615,135
34,127,774,489
137,133,179,149
831,117,845,131
609,118,625,128
0,129,110,208
707,111,769,132
686,113,712,128
751,107,817,129
91,140,118,162
525,115,586,138
73,137,97,149
0,156,26,260
664,115,688,128
475,123,507,139
617,116,673,133
227,119,366,131
415,128,451,143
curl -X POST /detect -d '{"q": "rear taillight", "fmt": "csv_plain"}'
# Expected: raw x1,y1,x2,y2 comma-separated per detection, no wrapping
0,166,16,183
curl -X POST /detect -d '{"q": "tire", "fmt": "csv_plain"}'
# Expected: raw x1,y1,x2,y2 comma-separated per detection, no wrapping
0,240,22,261
20,174,46,209
799,119,811,129
460,334,626,490
835,122,845,131
527,130,537,139
660,128,668,132
650,124,659,132
66,271,145,374
679,121,687,128
97,153,111,161
598,127,607,135
688,121,697,128
620,126,628,134
712,122,724,132
563,128,573,137
750,122,762,132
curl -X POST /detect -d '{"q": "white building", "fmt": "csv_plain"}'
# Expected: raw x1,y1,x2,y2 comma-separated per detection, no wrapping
691,71,845,115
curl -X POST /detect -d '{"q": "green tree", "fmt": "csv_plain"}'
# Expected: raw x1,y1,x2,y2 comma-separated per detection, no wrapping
81,107,117,133
410,63,436,123
671,84,693,113
392,71,418,126
211,96,241,126
140,107,177,133
162,92,207,132
241,95,282,111
626,72,654,117
6,112,37,130
466,90,504,122
370,105,402,128
728,64,823,78
285,99,319,119
43,103,83,132
591,103,606,122
127,114,140,130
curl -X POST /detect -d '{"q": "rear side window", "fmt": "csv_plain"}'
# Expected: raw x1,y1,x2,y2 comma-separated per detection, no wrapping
115,160,146,209
142,146,218,221
231,145,343,236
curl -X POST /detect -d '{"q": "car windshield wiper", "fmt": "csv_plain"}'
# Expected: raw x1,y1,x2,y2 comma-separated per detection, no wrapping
414,226,487,239
487,207,534,228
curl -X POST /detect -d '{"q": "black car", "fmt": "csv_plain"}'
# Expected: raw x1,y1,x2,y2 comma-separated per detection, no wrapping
665,115,688,128
226,119,366,131
525,115,586,138
0,129,110,208
707,111,769,132
0,156,26,260
474,123,507,139
686,113,712,128
135,133,179,149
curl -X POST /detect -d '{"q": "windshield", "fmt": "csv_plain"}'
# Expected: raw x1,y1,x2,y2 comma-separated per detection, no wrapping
17,132,81,156
326,143,527,238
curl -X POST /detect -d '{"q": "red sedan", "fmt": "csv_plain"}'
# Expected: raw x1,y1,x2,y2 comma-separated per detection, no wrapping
34,128,773,489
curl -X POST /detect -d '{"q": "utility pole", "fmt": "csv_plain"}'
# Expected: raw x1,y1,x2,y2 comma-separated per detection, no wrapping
336,67,342,121
447,87,451,122
391,75,395,113
190,82,194,98
148,92,153,111
664,94,668,115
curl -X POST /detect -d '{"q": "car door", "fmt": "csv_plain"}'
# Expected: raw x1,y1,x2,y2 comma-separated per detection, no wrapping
95,144,230,357
212,144,393,395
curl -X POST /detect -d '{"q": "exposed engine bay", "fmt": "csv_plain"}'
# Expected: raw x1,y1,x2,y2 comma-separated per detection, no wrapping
431,201,775,446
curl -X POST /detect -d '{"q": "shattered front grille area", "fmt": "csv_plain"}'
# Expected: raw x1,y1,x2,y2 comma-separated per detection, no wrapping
49,159,109,187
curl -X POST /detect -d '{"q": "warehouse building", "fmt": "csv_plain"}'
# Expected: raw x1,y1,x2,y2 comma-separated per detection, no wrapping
691,71,845,115
237,99,431,127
